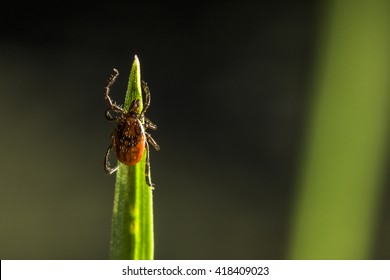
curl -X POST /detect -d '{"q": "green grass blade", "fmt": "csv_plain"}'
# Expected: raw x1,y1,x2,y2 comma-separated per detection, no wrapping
109,55,154,260
289,0,390,259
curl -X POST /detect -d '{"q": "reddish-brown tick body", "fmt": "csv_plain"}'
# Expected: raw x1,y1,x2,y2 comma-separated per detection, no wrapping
103,68,160,188
113,115,145,166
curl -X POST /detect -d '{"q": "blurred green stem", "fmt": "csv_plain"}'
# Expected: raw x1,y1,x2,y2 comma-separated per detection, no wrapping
289,0,390,259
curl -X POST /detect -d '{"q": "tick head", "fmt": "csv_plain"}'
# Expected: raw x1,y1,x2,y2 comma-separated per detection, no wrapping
128,99,141,115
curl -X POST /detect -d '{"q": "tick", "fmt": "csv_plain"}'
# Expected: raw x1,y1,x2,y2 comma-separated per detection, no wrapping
104,68,160,188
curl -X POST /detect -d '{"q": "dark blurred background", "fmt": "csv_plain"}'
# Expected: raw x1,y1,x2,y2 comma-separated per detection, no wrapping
0,0,389,259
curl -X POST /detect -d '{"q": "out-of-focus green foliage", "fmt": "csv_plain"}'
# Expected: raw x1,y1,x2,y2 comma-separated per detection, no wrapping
289,0,390,259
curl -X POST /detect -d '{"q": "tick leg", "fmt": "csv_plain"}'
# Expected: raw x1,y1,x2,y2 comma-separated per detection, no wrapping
144,141,155,189
140,80,151,116
105,108,118,121
144,117,157,130
104,69,125,114
145,132,160,151
104,143,119,175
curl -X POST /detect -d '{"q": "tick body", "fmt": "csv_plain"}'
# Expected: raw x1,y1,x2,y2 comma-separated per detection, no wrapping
104,69,160,188
113,115,146,165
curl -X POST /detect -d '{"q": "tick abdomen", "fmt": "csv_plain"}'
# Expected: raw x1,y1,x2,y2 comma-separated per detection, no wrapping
114,117,145,165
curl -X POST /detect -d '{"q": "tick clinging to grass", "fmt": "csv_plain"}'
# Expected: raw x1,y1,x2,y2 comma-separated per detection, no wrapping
104,68,160,188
